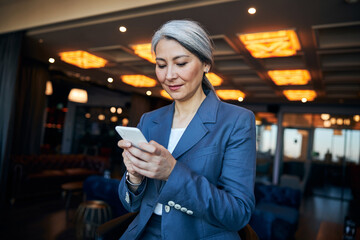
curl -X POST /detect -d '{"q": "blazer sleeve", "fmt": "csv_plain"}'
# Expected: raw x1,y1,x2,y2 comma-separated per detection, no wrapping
159,110,256,231
118,114,148,212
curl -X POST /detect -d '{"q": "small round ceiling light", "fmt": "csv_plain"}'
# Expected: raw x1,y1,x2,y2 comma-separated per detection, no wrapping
238,97,244,102
49,58,55,63
248,7,256,14
301,98,307,103
107,77,114,83
110,107,116,113
117,108,123,114
98,114,105,121
146,90,152,96
119,26,127,33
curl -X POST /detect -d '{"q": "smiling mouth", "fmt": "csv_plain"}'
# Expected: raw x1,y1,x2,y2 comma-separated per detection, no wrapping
168,85,182,91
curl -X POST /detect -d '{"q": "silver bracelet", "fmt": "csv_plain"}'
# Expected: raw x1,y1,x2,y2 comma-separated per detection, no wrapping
126,172,143,186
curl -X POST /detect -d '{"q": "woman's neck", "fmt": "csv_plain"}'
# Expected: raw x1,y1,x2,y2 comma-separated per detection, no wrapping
172,88,206,128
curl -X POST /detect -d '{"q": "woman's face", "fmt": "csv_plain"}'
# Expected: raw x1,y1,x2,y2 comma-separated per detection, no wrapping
155,38,208,102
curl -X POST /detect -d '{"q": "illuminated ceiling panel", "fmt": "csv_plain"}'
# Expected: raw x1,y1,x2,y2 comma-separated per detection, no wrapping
238,30,301,58
268,69,311,85
160,90,172,100
283,90,317,101
216,89,245,101
121,75,157,87
59,50,107,69
131,43,156,63
206,72,223,86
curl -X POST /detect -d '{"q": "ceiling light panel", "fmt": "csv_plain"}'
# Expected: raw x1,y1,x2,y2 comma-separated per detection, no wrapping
59,50,107,69
160,90,172,100
268,69,311,85
121,75,157,87
283,90,317,101
216,89,245,100
238,29,301,58
206,72,223,86
131,43,155,64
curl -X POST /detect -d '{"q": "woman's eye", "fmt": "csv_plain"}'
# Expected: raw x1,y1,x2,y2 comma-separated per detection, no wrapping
157,64,166,69
177,62,187,67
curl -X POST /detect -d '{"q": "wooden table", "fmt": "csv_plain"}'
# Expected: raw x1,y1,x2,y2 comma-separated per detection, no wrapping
316,221,343,240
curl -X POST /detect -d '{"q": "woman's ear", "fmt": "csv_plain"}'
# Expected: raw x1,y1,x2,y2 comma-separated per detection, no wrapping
204,64,210,73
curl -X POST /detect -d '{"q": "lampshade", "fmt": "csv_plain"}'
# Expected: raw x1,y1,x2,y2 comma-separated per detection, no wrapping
68,88,88,103
59,50,107,69
238,29,301,58
45,81,53,95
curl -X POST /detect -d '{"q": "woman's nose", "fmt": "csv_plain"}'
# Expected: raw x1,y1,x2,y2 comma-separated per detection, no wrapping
165,66,177,80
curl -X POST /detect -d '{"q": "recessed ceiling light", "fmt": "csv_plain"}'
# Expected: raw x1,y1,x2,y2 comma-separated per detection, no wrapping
119,26,127,32
146,90,152,96
301,98,308,103
98,114,105,121
117,108,123,114
110,107,116,113
248,7,256,14
49,58,55,63
107,77,114,83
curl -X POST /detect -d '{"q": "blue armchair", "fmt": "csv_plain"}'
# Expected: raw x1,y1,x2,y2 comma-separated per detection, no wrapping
83,175,128,218
249,183,301,240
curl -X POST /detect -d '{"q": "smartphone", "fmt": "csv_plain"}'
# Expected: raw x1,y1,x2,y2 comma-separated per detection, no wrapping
115,126,148,149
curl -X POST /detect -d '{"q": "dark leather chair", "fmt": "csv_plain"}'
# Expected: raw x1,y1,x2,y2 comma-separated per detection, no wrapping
96,212,258,240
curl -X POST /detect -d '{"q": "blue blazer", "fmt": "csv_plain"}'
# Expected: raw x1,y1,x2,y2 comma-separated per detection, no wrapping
118,90,256,240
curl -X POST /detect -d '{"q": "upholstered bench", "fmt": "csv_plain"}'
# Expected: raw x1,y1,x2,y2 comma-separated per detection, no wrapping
11,154,109,200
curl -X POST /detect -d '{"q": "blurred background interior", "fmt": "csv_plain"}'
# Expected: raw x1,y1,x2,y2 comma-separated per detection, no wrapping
1,0,360,239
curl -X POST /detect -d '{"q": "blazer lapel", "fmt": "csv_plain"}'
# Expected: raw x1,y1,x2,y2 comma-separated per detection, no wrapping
148,103,174,193
172,90,219,160
171,114,208,160
148,103,174,148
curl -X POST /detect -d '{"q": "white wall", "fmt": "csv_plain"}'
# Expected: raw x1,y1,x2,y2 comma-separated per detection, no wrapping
0,0,174,34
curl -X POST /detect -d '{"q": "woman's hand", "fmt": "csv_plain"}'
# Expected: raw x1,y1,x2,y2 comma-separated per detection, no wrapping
123,140,177,181
118,140,143,184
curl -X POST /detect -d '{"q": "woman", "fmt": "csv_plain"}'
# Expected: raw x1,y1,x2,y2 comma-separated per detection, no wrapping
118,19,256,240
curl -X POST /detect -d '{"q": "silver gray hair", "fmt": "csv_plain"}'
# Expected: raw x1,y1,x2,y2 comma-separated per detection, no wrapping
151,19,216,93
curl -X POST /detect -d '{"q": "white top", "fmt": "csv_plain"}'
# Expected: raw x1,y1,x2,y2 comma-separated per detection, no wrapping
154,128,186,215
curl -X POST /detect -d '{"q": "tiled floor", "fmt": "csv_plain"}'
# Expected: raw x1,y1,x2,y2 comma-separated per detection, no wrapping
1,186,358,240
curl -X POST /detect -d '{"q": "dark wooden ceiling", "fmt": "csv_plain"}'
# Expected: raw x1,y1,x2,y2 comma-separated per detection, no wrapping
25,0,360,106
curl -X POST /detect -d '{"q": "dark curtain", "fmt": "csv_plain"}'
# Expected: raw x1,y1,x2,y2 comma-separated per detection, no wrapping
0,31,23,210
11,59,48,155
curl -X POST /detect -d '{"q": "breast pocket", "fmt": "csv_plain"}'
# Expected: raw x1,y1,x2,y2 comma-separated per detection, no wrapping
182,145,222,180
